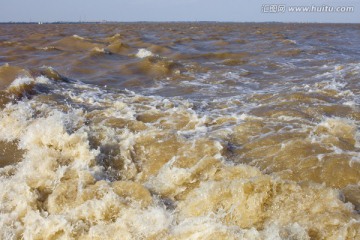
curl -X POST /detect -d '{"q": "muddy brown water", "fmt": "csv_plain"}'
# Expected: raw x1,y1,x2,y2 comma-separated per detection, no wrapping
0,23,360,239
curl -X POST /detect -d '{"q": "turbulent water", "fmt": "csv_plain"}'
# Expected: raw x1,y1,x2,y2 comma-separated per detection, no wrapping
0,23,360,239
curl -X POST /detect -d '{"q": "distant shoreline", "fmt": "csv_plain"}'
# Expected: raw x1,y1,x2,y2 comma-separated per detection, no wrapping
0,21,359,25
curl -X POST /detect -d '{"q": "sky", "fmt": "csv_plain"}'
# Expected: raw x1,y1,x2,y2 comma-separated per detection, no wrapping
0,0,359,23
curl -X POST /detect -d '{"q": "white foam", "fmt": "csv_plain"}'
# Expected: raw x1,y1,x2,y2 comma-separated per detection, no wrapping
136,48,153,58
8,77,34,89
0,73,359,239
72,34,85,40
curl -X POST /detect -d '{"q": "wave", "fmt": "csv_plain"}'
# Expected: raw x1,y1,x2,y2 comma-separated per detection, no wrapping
0,71,358,239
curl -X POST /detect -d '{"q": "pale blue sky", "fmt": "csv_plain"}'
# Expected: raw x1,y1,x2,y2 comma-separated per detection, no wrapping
0,0,358,23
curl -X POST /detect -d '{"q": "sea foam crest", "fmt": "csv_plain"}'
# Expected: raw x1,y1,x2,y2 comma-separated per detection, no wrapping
136,48,153,58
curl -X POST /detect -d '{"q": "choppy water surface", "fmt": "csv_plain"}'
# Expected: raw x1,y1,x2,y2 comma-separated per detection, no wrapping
0,23,360,239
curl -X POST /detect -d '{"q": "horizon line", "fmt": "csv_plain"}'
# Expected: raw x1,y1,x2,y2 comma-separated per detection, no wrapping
0,20,359,24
